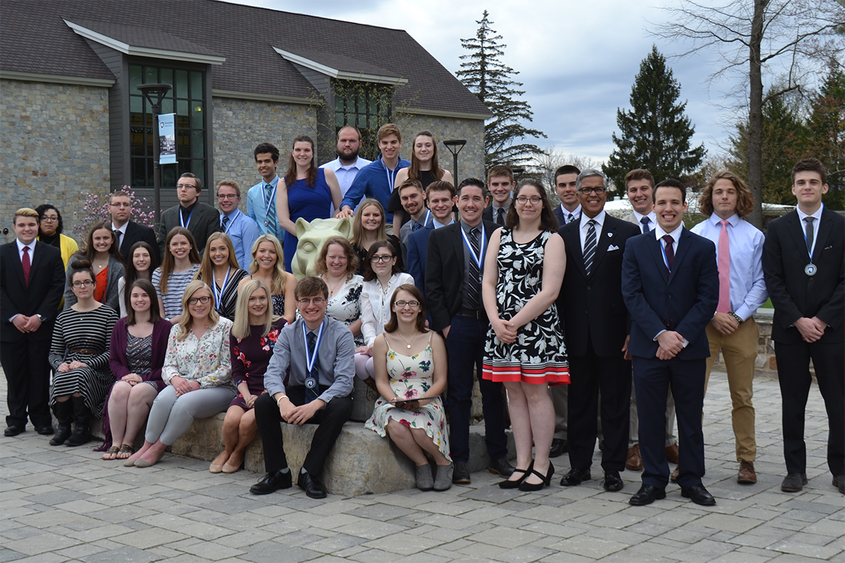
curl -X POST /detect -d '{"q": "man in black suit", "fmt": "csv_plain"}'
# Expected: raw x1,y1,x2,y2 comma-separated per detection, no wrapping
762,157,844,495
158,172,220,256
1,208,65,437
622,179,719,506
426,178,513,484
557,170,640,492
482,165,514,226
109,190,160,263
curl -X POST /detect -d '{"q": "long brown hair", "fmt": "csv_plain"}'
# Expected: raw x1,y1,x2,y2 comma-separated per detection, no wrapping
506,179,558,232
196,232,241,283
125,279,162,325
78,220,125,265
698,171,755,217
350,199,387,247
383,284,428,334
407,131,445,182
159,227,200,294
123,241,159,290
283,134,318,188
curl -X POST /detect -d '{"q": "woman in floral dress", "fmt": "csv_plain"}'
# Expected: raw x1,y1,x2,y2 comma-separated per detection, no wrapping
365,285,451,491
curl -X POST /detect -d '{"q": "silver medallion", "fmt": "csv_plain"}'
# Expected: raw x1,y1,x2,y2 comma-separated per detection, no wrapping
804,263,817,276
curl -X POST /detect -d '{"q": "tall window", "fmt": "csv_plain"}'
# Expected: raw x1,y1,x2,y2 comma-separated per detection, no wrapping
129,64,207,188
333,80,392,160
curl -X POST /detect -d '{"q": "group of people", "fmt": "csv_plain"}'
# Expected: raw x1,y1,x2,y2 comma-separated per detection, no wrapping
1,118,842,503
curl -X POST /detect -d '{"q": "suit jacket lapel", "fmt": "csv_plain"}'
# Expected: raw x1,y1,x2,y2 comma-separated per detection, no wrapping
812,208,834,262
784,210,809,261
450,225,466,276
648,231,668,283
28,241,45,285
562,227,587,281
588,222,613,279
6,243,27,288
667,229,693,285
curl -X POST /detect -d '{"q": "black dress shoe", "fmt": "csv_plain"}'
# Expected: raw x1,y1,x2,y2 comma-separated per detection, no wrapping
629,485,666,506
603,470,624,492
519,462,554,492
453,461,471,484
681,484,716,506
297,470,327,499
4,425,24,437
549,438,568,458
559,467,590,486
499,462,533,489
781,472,808,492
489,457,514,478
250,469,292,495
36,425,55,436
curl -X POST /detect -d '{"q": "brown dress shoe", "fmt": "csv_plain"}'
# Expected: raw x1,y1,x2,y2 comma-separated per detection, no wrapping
626,445,643,471
665,443,679,464
737,460,757,484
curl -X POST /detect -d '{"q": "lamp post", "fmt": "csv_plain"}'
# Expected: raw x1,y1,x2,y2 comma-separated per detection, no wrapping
442,139,467,185
137,83,172,229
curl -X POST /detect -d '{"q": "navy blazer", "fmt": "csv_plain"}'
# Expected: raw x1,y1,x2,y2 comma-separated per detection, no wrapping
406,221,436,295
621,227,718,359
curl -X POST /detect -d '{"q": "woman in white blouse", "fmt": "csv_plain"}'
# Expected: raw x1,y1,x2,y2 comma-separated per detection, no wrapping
354,240,413,385
125,281,235,468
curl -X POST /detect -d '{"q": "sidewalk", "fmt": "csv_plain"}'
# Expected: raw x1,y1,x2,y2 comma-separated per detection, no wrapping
1,369,843,562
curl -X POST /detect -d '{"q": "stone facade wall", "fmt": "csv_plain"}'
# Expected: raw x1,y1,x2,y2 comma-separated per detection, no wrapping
398,114,486,183
212,97,316,208
0,79,110,244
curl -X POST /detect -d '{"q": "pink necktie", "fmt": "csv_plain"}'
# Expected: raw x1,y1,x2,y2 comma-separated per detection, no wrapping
717,220,731,313
22,246,31,286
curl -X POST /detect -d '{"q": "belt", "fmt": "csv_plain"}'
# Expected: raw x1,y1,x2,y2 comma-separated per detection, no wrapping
457,308,487,320
69,349,100,355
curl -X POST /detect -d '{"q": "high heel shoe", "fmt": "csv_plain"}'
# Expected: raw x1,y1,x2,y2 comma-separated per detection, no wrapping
499,462,533,489
519,461,554,492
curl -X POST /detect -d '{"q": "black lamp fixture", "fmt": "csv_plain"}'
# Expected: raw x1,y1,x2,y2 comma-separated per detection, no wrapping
442,139,467,185
137,83,172,228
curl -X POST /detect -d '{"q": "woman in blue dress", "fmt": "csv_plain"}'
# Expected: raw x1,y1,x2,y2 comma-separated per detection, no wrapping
276,135,342,271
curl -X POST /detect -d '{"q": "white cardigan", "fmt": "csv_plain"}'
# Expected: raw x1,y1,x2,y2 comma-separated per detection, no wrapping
360,272,414,346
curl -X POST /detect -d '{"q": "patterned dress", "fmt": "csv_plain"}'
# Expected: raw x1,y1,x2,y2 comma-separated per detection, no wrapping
365,334,450,459
323,274,364,346
482,229,569,384
229,318,287,409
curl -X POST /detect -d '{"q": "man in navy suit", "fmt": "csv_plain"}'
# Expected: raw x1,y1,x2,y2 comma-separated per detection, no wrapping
552,165,581,228
406,181,455,296
622,179,719,506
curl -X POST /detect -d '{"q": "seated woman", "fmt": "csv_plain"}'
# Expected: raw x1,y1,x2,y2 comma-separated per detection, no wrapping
196,232,248,321
100,280,171,460
117,241,159,318
238,234,296,323
210,279,287,474
350,199,403,274
64,221,125,312
365,285,451,491
125,281,235,467
152,227,201,321
314,236,364,346
355,241,413,385
49,260,119,446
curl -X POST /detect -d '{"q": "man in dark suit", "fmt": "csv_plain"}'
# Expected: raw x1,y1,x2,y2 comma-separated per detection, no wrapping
406,181,455,296
1,208,65,437
557,170,640,492
622,179,719,506
482,165,514,226
762,157,844,495
426,178,513,484
109,190,160,263
158,172,220,256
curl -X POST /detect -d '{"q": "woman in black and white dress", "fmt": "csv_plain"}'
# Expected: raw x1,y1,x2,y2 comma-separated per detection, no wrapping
314,236,364,346
196,233,247,321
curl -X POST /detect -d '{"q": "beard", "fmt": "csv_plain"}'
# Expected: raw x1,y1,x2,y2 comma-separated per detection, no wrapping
337,146,360,163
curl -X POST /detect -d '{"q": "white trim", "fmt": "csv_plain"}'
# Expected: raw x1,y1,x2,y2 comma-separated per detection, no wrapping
400,107,490,121
273,47,408,86
64,20,226,65
0,70,114,87
212,89,314,105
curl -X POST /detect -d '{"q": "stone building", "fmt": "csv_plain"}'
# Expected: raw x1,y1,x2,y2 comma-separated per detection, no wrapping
0,0,490,238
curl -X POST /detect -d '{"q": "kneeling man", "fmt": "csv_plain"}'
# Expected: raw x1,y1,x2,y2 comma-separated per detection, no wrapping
250,277,354,498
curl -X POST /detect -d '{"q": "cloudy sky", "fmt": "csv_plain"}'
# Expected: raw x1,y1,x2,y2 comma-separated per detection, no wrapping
229,0,770,165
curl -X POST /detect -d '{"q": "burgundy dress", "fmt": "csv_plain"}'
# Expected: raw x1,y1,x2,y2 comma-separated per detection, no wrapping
229,318,287,409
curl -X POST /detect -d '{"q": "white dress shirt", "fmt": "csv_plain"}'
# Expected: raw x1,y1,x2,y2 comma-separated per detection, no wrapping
633,210,657,234
321,156,372,214
795,203,824,259
16,238,35,262
579,210,605,252
562,204,582,225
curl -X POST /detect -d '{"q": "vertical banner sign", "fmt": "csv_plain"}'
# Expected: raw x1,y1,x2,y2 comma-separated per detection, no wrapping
158,113,176,165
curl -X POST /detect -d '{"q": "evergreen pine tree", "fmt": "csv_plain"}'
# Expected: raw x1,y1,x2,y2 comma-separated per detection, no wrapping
806,61,845,209
456,11,546,169
603,46,706,189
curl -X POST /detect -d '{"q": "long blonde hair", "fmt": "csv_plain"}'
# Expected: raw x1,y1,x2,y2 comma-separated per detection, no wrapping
231,279,281,339
248,234,287,294
174,280,220,340
196,232,241,283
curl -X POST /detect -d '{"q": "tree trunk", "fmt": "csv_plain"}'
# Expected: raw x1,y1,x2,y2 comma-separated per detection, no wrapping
747,0,767,229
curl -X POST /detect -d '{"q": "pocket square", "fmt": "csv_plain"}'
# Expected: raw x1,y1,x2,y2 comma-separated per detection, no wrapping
608,245,620,251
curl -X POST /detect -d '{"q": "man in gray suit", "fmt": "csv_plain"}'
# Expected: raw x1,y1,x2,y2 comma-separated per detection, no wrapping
158,172,220,257
622,169,679,473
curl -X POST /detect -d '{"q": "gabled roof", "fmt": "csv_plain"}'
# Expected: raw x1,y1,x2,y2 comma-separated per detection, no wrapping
0,0,491,119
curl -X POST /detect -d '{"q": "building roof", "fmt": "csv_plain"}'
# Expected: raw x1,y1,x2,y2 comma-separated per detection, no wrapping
0,0,491,118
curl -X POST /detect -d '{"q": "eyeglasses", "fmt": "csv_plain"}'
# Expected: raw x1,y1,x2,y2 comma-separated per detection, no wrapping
395,300,420,308
297,297,326,306
41,216,59,222
72,280,94,288
188,296,211,305
515,196,542,205
371,255,395,263
217,194,239,200
578,187,607,195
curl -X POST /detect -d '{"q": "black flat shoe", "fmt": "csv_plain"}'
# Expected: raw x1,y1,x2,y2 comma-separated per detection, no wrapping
499,462,533,489
519,462,554,492
250,469,292,495
629,484,666,506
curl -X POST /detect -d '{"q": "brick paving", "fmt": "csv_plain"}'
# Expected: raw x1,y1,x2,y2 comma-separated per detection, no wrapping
1,369,843,562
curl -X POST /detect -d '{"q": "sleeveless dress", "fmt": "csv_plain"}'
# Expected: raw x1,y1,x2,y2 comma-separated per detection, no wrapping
482,229,569,385
283,168,333,272
364,334,450,460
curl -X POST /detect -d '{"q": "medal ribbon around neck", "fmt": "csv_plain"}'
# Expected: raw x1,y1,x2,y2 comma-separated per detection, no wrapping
213,267,232,312
303,319,326,377
179,207,193,230
460,224,486,279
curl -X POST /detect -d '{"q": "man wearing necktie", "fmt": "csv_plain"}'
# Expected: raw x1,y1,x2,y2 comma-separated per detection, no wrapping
216,180,260,269
250,277,354,499
482,165,514,225
763,158,845,495
622,179,719,507
246,143,282,237
1,208,65,437
691,172,767,485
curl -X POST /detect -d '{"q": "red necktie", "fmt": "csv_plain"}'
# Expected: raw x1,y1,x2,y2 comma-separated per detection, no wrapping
662,235,674,272
22,246,31,286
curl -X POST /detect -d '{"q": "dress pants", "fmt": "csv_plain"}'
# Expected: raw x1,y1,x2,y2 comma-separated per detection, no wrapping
633,356,706,489
445,314,508,463
704,319,758,462
254,387,353,477
1,334,53,428
629,383,676,447
567,339,631,472
775,340,845,477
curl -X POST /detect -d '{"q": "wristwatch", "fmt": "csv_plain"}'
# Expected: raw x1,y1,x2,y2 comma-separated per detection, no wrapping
728,311,744,324
37,314,46,322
